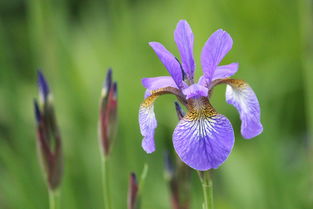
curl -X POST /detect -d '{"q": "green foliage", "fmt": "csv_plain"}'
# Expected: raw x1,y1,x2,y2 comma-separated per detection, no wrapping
0,0,311,208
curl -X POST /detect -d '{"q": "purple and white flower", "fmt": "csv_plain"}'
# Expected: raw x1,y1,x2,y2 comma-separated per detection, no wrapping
139,20,263,171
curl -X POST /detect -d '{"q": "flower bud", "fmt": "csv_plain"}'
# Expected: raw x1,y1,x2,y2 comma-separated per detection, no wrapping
34,71,63,191
127,172,139,209
99,69,118,157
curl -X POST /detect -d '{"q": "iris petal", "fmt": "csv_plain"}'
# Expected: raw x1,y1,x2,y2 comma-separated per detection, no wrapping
173,99,234,170
139,87,187,153
182,83,208,99
149,42,183,88
142,77,188,99
201,29,233,83
142,76,178,90
212,63,238,80
225,80,263,139
174,20,195,80
139,104,157,153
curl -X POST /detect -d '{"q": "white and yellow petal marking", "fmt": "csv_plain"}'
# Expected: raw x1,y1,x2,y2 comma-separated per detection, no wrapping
173,98,234,171
224,79,263,139
139,87,187,153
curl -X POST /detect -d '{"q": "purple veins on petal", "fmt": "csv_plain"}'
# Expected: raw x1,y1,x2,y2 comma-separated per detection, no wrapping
140,20,262,171
149,42,183,88
139,87,187,154
225,80,263,139
174,20,195,80
197,76,208,87
142,134,156,154
182,83,208,99
173,110,235,171
139,103,157,153
201,29,233,83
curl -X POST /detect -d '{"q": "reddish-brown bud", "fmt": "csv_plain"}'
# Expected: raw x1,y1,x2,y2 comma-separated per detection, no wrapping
99,69,118,157
34,71,63,191
127,172,139,209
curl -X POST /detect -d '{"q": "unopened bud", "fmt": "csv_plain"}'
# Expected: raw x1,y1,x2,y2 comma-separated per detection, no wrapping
37,71,50,102
34,71,63,191
99,68,118,157
127,172,139,209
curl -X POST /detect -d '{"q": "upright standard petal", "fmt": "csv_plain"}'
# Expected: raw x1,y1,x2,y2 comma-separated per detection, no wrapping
212,63,238,80
201,29,233,83
174,20,195,80
225,79,263,139
173,98,234,170
149,42,184,88
182,84,208,99
139,87,187,153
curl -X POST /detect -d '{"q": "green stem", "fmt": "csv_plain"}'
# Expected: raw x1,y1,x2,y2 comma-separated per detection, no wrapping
138,163,148,196
48,189,57,209
298,0,313,202
198,171,214,209
102,157,112,209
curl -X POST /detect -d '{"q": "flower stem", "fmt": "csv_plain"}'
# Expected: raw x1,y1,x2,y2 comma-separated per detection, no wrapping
48,189,57,209
102,157,112,209
198,171,214,209
138,163,148,196
298,0,313,202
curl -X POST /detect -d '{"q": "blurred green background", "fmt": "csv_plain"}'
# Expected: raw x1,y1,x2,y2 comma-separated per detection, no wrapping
0,0,312,208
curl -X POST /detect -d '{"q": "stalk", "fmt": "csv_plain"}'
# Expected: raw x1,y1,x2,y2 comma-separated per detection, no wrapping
298,0,313,203
138,163,148,196
198,171,214,209
48,189,57,209
102,157,112,209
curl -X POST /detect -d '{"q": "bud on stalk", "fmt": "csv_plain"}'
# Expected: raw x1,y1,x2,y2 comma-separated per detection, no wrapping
127,173,139,209
99,69,118,157
34,71,63,191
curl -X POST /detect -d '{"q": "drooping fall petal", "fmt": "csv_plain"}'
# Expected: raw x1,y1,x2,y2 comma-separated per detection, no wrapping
139,87,186,153
225,79,263,139
173,99,234,170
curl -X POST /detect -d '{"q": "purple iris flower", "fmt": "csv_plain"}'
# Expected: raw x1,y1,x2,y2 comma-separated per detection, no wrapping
139,20,263,171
